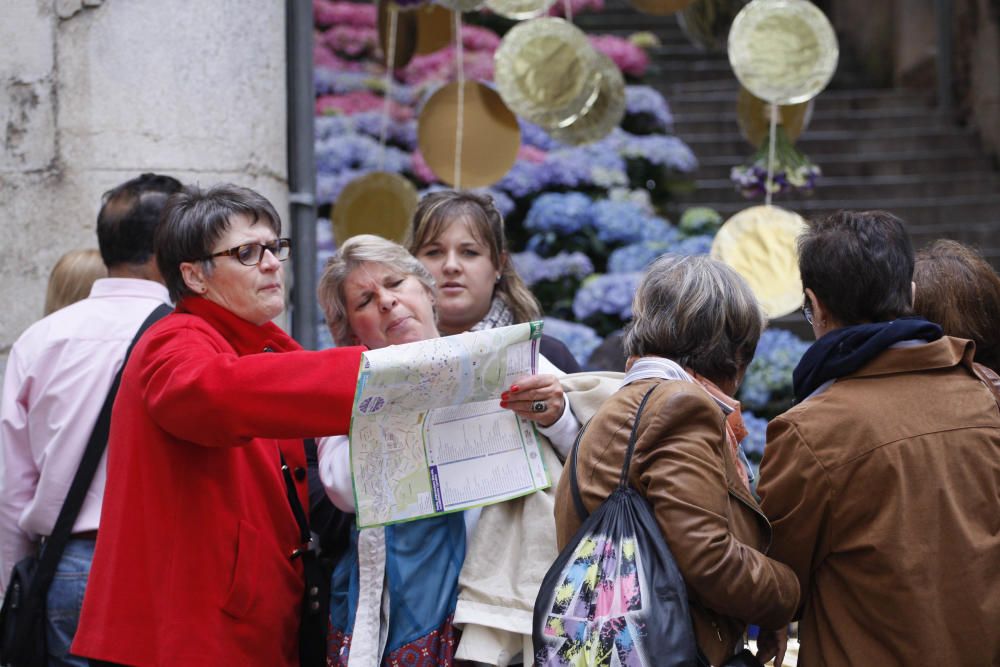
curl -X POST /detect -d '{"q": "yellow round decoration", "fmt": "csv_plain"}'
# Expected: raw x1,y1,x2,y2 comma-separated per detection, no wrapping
736,86,813,147
331,172,418,246
494,18,602,130
414,4,453,55
711,205,808,319
550,53,626,146
418,81,521,188
627,0,695,16
377,2,418,69
485,0,557,20
728,0,839,104
678,0,750,52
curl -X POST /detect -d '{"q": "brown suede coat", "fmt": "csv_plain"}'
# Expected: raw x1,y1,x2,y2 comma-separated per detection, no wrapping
759,336,1000,666
554,378,800,666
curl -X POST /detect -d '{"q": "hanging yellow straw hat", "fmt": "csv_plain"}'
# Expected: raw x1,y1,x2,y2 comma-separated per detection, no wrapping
494,17,602,130
550,53,626,146
711,204,808,319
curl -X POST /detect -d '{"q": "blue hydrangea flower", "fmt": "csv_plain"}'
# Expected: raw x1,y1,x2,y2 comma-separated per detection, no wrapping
620,134,699,173
624,86,674,132
738,329,811,414
518,118,563,151
590,200,657,244
511,251,594,286
315,113,417,150
740,410,769,462
607,241,673,274
542,318,603,368
315,134,411,176
524,193,593,235
671,234,714,256
573,273,642,321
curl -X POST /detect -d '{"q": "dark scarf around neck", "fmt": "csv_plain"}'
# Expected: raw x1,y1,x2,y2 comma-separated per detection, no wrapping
793,317,943,401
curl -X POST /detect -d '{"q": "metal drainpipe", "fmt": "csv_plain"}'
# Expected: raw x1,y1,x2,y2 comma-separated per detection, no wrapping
287,0,319,349
935,0,954,113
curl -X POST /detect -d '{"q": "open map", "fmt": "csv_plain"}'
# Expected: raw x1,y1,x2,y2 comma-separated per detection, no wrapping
350,322,551,528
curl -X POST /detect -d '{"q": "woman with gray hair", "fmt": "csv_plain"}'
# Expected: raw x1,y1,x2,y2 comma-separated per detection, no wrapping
315,234,566,666
553,254,800,667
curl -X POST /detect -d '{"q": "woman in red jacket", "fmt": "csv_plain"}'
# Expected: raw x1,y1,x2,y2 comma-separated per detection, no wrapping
72,184,365,667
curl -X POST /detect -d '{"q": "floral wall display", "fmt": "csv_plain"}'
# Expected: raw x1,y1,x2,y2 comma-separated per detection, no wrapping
312,0,814,473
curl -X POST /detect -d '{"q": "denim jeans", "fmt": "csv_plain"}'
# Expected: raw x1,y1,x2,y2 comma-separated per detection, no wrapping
45,538,94,667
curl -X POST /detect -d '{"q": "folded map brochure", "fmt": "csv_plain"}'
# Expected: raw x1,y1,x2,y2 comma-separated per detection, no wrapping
349,321,551,528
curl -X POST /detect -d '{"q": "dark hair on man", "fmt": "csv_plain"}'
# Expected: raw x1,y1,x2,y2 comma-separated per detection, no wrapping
798,210,915,326
97,173,183,268
155,183,282,302
914,239,1000,372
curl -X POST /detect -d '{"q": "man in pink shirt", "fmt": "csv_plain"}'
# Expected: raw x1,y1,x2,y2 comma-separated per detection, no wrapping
0,173,182,667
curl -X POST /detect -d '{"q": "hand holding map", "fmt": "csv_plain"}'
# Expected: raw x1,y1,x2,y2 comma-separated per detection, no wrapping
350,322,551,528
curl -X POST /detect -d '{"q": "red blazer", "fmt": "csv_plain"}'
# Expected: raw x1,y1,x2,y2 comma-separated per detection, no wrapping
72,297,363,666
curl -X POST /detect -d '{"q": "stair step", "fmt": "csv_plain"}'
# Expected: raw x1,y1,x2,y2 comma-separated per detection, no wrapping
671,108,954,134
665,88,936,113
695,194,1000,225
683,173,1000,201
679,127,981,156
694,149,996,179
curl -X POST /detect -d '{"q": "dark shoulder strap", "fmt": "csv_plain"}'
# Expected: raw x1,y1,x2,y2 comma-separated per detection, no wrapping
35,303,172,585
568,421,592,522
569,383,660,522
618,384,660,488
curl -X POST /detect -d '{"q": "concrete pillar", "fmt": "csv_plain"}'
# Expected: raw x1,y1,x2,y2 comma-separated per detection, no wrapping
0,0,288,371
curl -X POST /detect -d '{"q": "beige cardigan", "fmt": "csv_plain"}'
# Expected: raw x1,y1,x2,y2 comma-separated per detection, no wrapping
454,372,624,665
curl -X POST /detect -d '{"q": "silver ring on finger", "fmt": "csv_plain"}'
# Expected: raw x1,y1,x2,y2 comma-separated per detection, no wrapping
531,400,547,413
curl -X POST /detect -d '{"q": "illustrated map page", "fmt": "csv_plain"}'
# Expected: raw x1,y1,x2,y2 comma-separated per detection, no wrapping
349,322,551,528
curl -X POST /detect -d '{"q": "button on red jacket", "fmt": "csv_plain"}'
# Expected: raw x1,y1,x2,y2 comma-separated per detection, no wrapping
73,297,364,666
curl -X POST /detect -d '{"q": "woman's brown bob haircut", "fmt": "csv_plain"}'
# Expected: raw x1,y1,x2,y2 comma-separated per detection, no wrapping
914,239,1000,373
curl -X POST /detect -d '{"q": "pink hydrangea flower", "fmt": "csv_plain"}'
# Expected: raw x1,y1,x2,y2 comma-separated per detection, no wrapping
322,24,378,58
316,91,414,120
589,35,649,78
314,44,367,72
314,0,377,28
518,145,547,164
410,149,440,184
401,48,495,85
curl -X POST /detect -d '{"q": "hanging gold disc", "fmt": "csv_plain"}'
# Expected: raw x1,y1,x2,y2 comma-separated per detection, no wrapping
414,4,453,54
417,81,521,188
331,172,419,246
378,1,418,69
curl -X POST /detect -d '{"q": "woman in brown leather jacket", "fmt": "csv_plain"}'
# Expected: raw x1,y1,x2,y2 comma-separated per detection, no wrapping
553,255,800,666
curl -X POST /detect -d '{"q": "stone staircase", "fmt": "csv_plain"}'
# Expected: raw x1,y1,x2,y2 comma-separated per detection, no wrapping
575,3,1000,265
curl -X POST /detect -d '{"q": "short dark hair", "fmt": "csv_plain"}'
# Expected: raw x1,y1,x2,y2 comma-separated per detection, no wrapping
155,184,282,302
799,210,914,325
914,239,1000,372
623,254,764,384
96,173,183,268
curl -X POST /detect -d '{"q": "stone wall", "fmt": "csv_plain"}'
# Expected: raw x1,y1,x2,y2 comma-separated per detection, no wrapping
0,0,289,372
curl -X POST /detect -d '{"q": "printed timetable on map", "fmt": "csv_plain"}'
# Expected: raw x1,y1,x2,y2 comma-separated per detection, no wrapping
349,322,551,528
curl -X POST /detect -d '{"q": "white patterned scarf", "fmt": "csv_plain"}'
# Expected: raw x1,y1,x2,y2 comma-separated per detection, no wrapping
468,295,515,332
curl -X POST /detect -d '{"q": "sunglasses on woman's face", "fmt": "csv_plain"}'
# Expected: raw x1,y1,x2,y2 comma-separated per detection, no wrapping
801,296,814,325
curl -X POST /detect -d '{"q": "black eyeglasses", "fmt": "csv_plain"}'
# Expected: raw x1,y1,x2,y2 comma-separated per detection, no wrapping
801,296,814,325
207,238,292,266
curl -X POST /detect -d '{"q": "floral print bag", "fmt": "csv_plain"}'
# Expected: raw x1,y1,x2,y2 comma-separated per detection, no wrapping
532,384,698,667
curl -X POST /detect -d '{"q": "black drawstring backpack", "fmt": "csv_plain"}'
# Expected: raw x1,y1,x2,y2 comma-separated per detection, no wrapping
533,384,698,667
